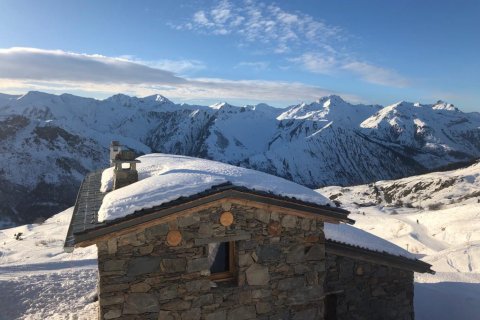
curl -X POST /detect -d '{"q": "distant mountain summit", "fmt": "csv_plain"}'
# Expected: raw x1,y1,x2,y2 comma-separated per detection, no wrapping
0,91,479,226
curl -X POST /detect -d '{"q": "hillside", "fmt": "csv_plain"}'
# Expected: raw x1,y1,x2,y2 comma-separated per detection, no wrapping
0,163,478,319
0,208,97,319
0,91,479,225
318,161,480,319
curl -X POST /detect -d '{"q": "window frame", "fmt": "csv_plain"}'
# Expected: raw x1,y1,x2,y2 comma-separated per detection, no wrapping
209,241,236,282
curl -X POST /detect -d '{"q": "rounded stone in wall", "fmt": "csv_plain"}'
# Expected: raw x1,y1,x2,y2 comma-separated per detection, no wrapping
356,266,364,275
220,211,234,226
166,230,182,246
267,221,281,236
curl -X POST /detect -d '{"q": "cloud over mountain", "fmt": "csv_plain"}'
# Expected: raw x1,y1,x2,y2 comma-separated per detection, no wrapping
0,47,186,84
0,47,349,104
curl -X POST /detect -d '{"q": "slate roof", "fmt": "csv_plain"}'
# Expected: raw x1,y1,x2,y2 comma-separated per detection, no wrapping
64,171,106,250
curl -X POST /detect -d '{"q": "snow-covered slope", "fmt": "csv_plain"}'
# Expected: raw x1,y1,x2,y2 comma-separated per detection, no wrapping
361,101,480,168
0,91,479,226
1,163,478,319
0,208,97,319
318,161,480,320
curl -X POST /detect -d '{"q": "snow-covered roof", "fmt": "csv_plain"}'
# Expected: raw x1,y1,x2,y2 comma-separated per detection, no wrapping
96,153,420,262
98,154,332,222
325,222,415,259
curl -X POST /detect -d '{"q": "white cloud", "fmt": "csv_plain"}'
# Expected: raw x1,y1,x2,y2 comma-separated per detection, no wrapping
193,11,213,27
139,59,206,74
342,61,409,88
187,77,343,102
291,53,338,75
175,0,342,54
0,47,359,104
0,47,185,85
174,1,410,88
211,1,232,24
291,52,410,88
235,61,269,70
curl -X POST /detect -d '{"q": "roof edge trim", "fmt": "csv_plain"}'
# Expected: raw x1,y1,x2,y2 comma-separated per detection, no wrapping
325,239,435,274
73,188,353,246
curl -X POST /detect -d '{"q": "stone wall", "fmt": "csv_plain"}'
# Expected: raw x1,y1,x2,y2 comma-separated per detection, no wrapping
324,253,414,320
96,202,327,320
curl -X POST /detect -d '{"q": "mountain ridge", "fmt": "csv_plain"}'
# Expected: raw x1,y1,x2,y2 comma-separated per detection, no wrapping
0,91,479,226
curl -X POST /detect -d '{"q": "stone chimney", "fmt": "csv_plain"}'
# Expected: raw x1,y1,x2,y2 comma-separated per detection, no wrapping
110,141,122,166
112,148,140,190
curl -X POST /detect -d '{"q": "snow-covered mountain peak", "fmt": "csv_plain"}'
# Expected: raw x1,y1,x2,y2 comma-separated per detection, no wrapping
105,93,176,111
246,102,273,110
277,100,329,120
142,93,171,104
17,91,60,104
0,90,479,226
362,99,471,130
104,94,142,109
106,93,132,102
315,94,346,106
244,103,281,116
278,96,380,125
432,101,458,111
209,102,236,111
391,100,415,109
360,100,480,168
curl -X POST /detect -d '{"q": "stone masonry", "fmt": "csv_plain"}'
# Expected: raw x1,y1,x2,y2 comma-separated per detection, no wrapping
96,202,327,320
324,253,415,320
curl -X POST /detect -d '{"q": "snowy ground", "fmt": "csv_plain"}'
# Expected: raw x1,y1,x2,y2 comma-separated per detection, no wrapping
342,204,480,320
0,162,478,319
0,208,97,320
319,162,480,320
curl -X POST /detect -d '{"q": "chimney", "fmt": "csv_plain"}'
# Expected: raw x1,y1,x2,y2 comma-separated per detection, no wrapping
110,141,122,166
112,148,140,190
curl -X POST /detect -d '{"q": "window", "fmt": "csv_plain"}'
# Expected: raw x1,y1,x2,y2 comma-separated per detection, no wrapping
208,241,235,282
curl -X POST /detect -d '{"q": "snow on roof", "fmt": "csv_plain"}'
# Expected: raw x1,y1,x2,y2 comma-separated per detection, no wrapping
324,222,416,259
98,154,332,222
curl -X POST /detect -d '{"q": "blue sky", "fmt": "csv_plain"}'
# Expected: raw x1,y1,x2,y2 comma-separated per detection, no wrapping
0,0,478,111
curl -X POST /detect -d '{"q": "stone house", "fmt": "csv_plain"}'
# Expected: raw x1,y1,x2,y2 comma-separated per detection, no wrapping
65,148,433,320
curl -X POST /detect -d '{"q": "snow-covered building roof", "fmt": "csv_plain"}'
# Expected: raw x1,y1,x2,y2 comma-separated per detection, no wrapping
324,223,415,259
64,153,432,273
324,222,433,273
98,154,335,222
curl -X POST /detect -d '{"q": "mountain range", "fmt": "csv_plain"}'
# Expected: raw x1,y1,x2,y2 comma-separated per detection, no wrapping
0,91,479,226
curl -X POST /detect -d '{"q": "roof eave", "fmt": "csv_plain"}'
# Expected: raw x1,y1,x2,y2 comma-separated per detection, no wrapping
325,239,435,274
72,187,352,247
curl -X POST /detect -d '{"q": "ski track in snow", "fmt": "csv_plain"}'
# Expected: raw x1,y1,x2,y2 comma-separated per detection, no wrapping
394,215,449,252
